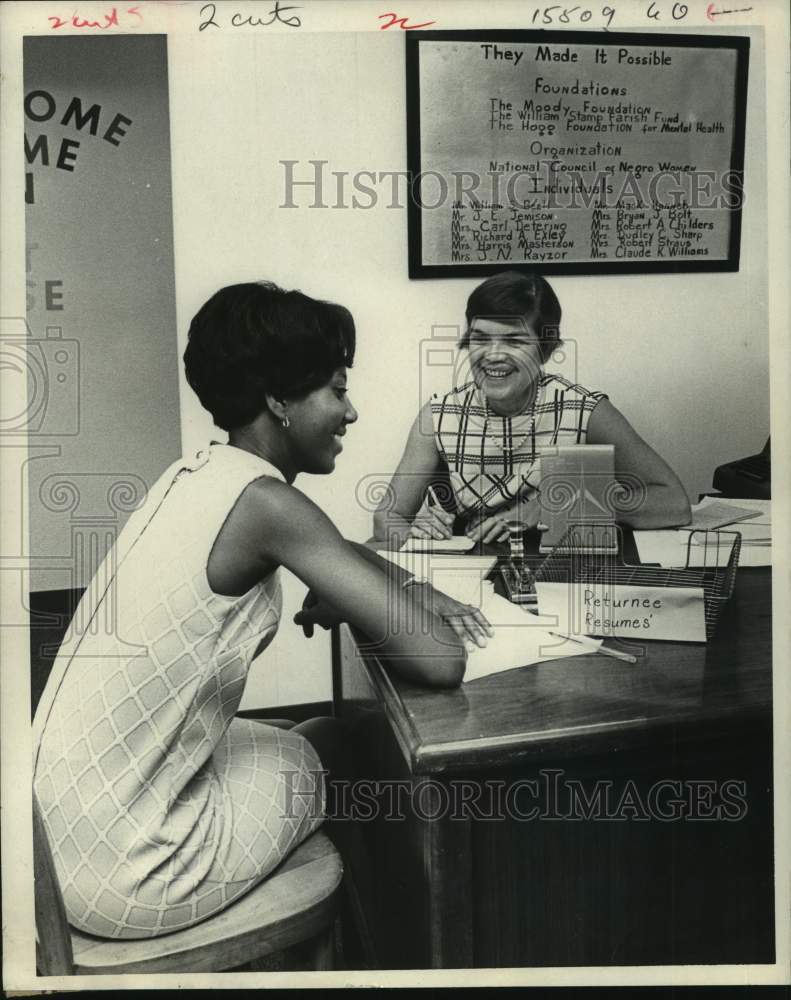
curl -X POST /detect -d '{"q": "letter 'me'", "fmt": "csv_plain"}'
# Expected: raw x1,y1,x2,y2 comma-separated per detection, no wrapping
61,98,102,135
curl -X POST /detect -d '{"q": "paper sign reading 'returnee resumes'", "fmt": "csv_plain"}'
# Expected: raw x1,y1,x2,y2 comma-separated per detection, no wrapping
536,581,707,643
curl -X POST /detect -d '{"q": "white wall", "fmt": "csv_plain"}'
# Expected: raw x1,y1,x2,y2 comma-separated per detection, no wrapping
167,29,768,709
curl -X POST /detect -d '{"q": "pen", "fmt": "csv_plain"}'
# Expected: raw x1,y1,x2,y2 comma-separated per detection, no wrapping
427,485,440,508
550,631,638,664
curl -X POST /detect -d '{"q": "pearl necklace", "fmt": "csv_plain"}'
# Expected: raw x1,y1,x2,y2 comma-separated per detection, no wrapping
482,382,540,457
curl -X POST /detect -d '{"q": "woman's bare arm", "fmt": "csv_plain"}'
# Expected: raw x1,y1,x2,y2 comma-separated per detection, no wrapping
236,476,467,687
372,402,450,546
587,399,691,529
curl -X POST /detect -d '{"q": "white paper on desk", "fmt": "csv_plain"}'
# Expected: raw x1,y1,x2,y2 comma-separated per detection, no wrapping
732,545,772,566
695,496,770,518
463,592,602,682
429,569,493,607
686,498,762,530
634,530,771,568
687,524,771,546
376,549,497,582
399,535,476,554
685,498,771,545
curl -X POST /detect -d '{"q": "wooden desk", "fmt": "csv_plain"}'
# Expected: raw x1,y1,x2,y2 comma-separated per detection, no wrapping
335,539,774,969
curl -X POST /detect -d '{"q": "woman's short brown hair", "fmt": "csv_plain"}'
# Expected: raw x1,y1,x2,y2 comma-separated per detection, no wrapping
461,271,561,363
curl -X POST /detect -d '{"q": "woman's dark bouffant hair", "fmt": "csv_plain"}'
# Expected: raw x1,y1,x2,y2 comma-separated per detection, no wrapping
184,281,356,431
461,271,561,363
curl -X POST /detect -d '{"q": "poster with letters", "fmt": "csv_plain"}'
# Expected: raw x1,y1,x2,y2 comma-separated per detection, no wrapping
406,30,748,276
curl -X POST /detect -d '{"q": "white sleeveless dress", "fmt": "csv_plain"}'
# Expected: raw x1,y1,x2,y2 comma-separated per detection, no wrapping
33,444,324,939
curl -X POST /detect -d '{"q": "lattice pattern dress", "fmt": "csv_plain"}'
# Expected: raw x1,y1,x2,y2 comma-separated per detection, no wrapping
431,373,607,519
33,444,324,939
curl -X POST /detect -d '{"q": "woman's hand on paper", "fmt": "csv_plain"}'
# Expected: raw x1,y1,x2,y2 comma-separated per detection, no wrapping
465,513,512,544
419,587,493,648
407,496,455,541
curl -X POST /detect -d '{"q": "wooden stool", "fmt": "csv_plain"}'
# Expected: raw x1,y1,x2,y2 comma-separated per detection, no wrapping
33,795,343,975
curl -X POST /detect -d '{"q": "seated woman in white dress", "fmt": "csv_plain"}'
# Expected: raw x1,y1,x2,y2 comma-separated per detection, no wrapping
33,281,489,941
373,271,691,546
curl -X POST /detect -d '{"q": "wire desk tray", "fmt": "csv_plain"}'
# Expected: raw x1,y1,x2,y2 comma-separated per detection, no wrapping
503,524,742,641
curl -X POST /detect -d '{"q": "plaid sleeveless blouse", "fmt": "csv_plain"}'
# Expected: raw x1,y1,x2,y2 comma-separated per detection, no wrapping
430,374,606,518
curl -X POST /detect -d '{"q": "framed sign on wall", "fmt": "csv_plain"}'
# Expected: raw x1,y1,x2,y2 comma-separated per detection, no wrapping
406,30,749,278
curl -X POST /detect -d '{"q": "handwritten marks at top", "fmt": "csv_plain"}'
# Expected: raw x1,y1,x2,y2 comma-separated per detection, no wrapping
372,3,755,33
48,6,142,30
39,2,759,35
185,2,759,38
378,13,437,30
198,1,302,31
475,3,751,32
706,3,753,18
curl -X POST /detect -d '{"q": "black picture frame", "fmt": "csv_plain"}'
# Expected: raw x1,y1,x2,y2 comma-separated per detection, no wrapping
406,30,749,278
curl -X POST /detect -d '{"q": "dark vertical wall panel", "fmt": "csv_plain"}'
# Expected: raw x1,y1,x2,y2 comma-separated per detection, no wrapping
24,35,180,591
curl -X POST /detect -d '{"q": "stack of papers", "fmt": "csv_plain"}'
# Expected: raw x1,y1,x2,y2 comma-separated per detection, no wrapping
682,498,763,531
685,497,770,545
634,498,771,568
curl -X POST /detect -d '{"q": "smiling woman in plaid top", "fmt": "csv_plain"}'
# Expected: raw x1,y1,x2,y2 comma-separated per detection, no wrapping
374,272,691,546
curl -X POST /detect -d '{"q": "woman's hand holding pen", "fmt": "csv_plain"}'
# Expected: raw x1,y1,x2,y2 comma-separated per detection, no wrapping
407,487,455,541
